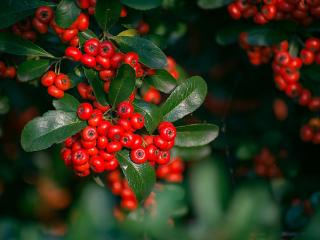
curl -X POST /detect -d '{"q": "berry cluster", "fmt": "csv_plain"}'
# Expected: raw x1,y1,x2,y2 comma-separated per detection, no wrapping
41,71,71,98
228,0,320,25
77,0,96,15
272,37,320,111
0,61,16,79
254,148,282,178
156,157,185,183
300,118,320,144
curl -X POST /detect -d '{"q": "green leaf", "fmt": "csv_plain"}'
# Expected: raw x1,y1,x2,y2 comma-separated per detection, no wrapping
0,0,56,29
17,59,52,82
247,27,288,46
79,29,98,45
116,150,156,202
112,36,167,69
55,0,81,28
53,93,80,112
161,76,207,122
109,64,135,108
133,99,162,134
301,65,320,83
171,145,212,161
21,110,87,152
144,69,177,94
83,68,109,106
216,24,250,45
121,0,162,10
0,32,55,58
198,0,233,9
175,124,219,147
95,0,121,31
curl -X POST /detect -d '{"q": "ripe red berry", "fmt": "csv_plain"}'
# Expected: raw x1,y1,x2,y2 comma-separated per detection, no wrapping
275,51,290,66
88,109,103,127
300,125,314,142
65,46,82,61
86,147,98,156
130,134,143,149
81,139,96,149
54,74,71,91
97,120,112,136
32,17,48,34
72,149,89,165
99,69,114,81
107,125,124,141
117,119,132,131
159,123,176,141
90,155,105,173
82,126,97,141
305,38,320,52
130,113,145,130
99,41,115,58
76,13,90,31
300,49,315,65
61,148,72,166
120,132,134,148
62,29,78,42
99,150,114,161
153,136,168,150
117,101,134,119
261,4,277,20
111,52,124,69
73,162,90,172
227,3,242,20
81,54,96,68
157,151,170,165
41,71,56,87
145,144,158,161
130,148,147,164
104,158,119,171
47,85,64,98
97,136,108,149
299,89,312,106
35,6,54,24
124,52,139,67
77,0,90,8
77,102,93,120
107,141,122,153
143,88,161,104
96,55,111,69
84,38,100,56
70,36,80,47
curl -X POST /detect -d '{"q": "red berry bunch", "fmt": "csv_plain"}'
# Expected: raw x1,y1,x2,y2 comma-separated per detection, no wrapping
272,37,320,111
77,0,96,15
51,13,89,47
300,118,320,144
254,148,282,178
0,61,16,79
156,157,185,183
228,0,320,25
40,71,71,98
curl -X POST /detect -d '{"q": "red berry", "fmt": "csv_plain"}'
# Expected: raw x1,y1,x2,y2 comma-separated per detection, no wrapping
72,149,89,165
35,6,54,24
130,148,147,164
118,119,132,131
117,101,134,119
84,38,100,56
47,85,64,98
159,123,176,141
107,141,122,153
111,52,123,69
62,29,78,42
305,38,320,52
54,73,71,91
32,17,48,34
41,71,56,87
143,88,161,104
81,54,96,68
120,132,134,148
153,136,168,150
275,51,290,66
107,125,124,141
145,144,158,161
300,49,315,65
300,125,313,142
227,3,242,20
77,103,93,120
261,4,277,20
130,134,143,149
130,113,145,130
88,109,103,127
124,52,139,67
104,158,119,171
90,155,105,173
97,120,112,136
99,69,114,81
96,55,111,69
99,41,115,58
82,126,97,141
65,46,82,61
61,148,72,166
81,139,96,149
76,13,90,31
70,36,80,47
99,150,114,161
86,147,98,156
97,136,108,149
157,151,170,165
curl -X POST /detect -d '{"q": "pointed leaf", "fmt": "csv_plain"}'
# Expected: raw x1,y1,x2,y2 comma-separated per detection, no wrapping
83,68,109,106
117,150,156,202
0,32,55,58
95,0,121,31
171,145,212,161
53,93,80,112
55,0,81,28
109,64,135,108
112,36,167,69
133,99,162,134
21,110,87,152
121,0,162,10
17,59,52,82
144,69,177,94
161,76,207,122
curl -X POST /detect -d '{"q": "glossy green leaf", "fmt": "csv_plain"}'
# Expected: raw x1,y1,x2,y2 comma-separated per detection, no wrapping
55,0,81,28
116,150,156,202
109,64,135,108
95,0,121,31
247,27,288,46
17,59,52,82
144,69,177,94
0,0,56,29
121,0,162,10
53,93,80,112
198,0,233,9
171,145,212,161
112,36,167,69
0,32,55,58
79,29,98,45
161,76,207,122
83,68,109,106
21,110,87,152
133,99,162,134
175,123,219,147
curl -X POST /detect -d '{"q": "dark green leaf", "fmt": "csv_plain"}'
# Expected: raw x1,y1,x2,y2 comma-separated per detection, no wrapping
0,32,55,58
53,93,80,112
171,145,212,161
0,0,56,29
144,69,177,94
175,123,219,147
161,76,207,122
133,99,162,134
121,0,162,10
95,0,121,31
112,36,167,69
216,24,250,45
55,0,81,28
79,30,98,45
198,0,233,9
21,110,87,152
301,65,320,83
83,68,109,106
17,59,52,82
109,64,135,108
116,150,156,202
247,27,288,46
69,71,85,87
